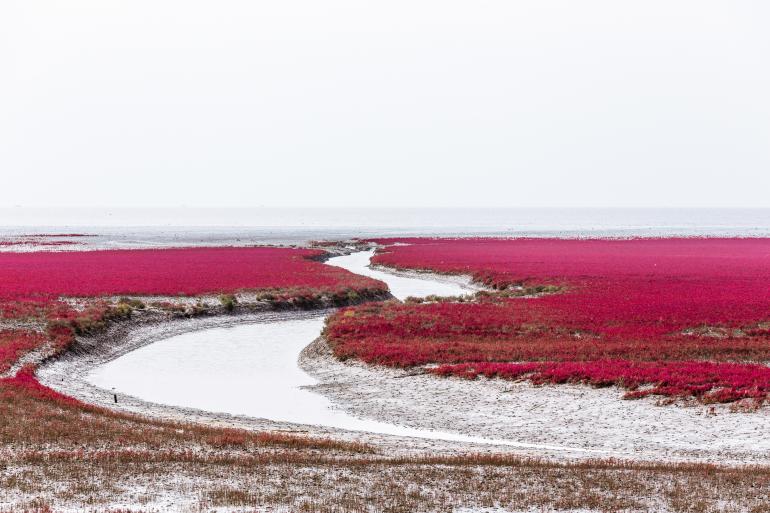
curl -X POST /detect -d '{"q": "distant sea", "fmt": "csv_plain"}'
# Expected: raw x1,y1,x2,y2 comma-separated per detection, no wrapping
1,207,770,248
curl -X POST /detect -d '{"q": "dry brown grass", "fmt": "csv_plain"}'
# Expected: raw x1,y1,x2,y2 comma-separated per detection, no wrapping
0,372,372,455
3,455,770,512
1,380,769,512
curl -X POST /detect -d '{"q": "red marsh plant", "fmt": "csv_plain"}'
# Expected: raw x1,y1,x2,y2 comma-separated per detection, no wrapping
327,237,770,405
0,246,386,391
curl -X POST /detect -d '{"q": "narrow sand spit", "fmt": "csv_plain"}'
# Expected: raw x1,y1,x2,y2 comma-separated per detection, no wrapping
36,250,770,464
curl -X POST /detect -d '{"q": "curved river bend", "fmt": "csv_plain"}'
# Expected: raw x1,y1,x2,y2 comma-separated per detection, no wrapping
86,250,573,449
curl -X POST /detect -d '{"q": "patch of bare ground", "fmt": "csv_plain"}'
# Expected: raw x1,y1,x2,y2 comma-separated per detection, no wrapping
300,336,770,465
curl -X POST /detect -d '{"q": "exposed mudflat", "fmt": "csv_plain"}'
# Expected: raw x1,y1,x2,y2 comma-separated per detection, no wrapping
301,338,770,465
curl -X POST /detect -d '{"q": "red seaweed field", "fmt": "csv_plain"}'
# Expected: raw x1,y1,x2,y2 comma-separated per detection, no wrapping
0,246,386,374
326,238,770,404
0,246,382,301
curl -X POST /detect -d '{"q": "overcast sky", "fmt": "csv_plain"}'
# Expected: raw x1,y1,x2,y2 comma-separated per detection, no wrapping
1,1,768,208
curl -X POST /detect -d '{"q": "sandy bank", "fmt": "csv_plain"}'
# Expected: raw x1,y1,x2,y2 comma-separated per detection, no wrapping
300,336,770,465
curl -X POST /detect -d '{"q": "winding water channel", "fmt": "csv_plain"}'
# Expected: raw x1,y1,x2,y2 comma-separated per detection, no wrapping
86,250,576,448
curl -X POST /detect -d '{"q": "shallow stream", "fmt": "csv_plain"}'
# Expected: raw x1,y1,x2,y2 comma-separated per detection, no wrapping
86,251,552,446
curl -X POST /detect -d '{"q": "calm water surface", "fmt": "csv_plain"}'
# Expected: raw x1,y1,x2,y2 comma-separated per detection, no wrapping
86,251,569,449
